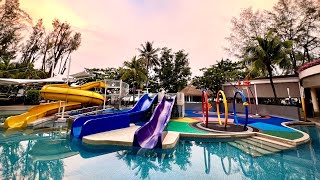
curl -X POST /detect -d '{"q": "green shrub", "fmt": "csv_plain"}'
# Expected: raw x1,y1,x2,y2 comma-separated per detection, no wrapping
24,90,40,105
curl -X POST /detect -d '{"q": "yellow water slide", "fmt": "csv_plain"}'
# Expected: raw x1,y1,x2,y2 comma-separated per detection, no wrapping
4,81,107,128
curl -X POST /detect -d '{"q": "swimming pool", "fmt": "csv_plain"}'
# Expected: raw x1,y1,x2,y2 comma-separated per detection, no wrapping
0,125,319,179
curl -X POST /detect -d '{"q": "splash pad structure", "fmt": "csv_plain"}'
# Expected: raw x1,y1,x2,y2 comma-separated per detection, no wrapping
196,89,252,133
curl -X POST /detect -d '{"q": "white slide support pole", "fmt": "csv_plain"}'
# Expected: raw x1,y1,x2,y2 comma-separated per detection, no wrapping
61,101,66,119
60,57,71,121
254,84,258,105
119,79,122,108
58,101,62,113
66,57,71,84
103,79,107,109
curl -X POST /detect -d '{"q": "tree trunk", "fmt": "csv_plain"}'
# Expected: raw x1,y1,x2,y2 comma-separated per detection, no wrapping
303,46,311,62
132,84,135,104
290,49,297,74
306,49,311,62
267,65,278,103
145,59,150,88
59,51,71,74
41,53,46,72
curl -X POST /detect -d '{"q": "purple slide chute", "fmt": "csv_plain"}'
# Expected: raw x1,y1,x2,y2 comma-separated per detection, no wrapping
133,96,176,149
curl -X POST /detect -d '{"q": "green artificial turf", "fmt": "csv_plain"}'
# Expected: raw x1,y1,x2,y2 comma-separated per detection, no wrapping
165,121,208,134
262,130,304,140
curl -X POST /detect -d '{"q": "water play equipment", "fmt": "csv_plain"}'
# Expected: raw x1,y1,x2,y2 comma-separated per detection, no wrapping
237,80,258,115
4,81,107,128
233,91,249,130
202,90,209,128
216,90,228,128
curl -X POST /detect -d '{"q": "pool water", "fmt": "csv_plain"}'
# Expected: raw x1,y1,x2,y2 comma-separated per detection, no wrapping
0,126,319,180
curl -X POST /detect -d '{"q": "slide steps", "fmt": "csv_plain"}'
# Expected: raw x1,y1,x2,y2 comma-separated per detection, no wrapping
228,136,295,157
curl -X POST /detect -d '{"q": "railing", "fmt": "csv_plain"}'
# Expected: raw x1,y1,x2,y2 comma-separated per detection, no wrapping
104,79,129,97
55,106,102,118
297,58,320,73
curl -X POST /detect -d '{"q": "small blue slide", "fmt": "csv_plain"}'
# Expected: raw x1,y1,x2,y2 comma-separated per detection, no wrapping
71,94,158,139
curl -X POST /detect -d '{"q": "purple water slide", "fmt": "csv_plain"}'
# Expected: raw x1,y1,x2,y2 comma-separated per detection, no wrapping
133,95,176,149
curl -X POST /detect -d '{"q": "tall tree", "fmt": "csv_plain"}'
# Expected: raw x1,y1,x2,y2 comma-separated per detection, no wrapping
0,0,31,62
58,32,81,74
40,35,53,72
268,0,320,72
138,41,160,86
192,59,245,94
244,32,292,101
154,47,174,91
47,19,81,76
226,8,270,58
20,19,45,65
154,48,191,92
121,56,147,98
172,50,192,91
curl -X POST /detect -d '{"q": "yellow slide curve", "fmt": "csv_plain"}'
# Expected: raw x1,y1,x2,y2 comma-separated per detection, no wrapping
4,81,107,129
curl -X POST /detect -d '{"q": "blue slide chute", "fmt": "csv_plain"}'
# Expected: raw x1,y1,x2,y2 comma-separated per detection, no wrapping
71,94,158,139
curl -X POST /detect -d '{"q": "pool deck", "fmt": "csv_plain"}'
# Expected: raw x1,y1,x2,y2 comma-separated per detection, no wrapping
1,108,316,154
307,117,320,126
0,105,34,111
83,125,180,149
81,120,310,153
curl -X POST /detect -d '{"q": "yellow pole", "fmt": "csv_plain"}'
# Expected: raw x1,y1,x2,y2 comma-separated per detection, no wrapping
301,97,307,122
216,90,228,127
299,86,307,121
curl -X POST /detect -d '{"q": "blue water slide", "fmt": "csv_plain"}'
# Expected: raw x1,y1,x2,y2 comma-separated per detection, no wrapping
133,96,176,149
71,94,158,139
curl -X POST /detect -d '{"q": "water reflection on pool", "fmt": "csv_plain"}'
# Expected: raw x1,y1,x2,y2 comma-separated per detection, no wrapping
0,125,319,179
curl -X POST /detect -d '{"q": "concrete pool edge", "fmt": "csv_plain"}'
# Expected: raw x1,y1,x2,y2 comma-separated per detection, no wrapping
82,126,181,149
281,121,312,145
82,123,310,150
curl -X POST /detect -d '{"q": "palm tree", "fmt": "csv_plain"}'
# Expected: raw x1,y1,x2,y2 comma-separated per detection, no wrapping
121,56,147,102
138,41,160,87
244,32,292,102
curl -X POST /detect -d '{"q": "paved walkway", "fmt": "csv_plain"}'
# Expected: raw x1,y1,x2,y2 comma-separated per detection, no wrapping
0,105,34,111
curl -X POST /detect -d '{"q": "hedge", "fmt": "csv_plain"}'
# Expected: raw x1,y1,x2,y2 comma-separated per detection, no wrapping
24,90,41,105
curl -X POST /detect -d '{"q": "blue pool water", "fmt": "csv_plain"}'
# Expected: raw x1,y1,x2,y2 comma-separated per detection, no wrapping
0,126,319,180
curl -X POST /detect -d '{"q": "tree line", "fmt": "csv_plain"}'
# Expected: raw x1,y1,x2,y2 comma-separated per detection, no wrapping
82,42,192,94
3,0,319,103
195,0,320,102
0,0,81,79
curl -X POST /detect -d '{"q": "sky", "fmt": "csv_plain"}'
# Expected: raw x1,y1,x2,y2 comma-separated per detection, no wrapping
19,0,278,76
